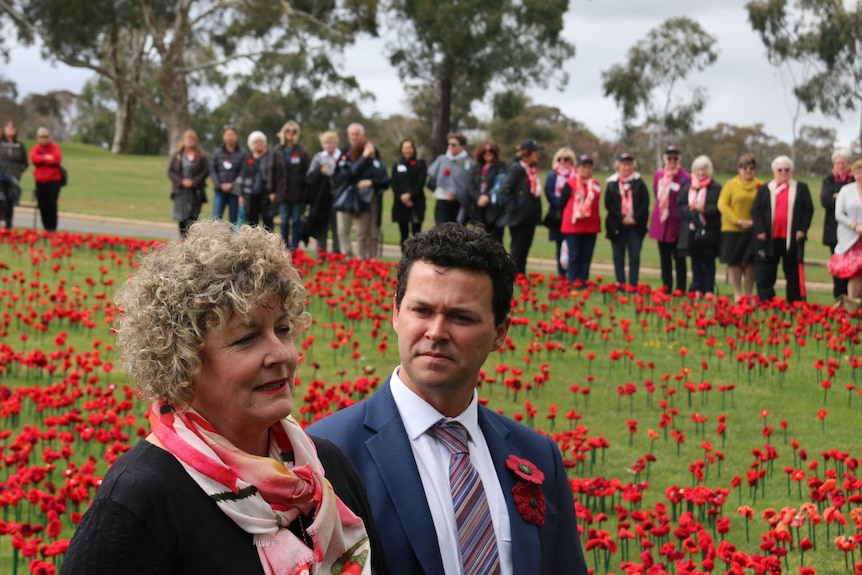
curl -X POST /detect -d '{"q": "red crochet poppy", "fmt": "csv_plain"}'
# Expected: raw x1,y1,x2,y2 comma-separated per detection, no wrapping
443,168,451,176
512,482,546,526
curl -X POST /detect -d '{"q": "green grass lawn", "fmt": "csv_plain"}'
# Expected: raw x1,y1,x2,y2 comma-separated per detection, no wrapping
1,230,860,574
30,142,837,287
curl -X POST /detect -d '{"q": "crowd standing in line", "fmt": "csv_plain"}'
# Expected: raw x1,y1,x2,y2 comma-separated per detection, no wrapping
2,114,844,303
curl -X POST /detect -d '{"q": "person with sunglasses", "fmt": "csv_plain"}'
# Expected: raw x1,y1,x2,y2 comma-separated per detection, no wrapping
751,156,813,303
270,121,311,250
466,139,507,242
649,145,690,295
543,147,578,276
428,133,474,225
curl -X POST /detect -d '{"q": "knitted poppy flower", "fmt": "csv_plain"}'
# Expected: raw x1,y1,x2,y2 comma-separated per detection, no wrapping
443,168,451,176
506,454,545,484
409,160,417,167
512,482,545,526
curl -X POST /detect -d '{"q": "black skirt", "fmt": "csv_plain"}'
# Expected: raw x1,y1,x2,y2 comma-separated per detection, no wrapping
720,231,754,264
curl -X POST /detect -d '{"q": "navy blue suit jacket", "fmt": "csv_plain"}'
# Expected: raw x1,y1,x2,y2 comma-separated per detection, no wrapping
307,379,588,575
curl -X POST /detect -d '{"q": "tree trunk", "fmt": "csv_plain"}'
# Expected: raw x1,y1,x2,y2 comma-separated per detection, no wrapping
161,67,191,152
111,91,136,154
433,73,453,156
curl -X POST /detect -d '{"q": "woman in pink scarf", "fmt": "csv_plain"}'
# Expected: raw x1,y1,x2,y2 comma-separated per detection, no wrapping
675,155,722,296
649,145,690,294
62,220,386,575
544,147,578,276
821,149,855,298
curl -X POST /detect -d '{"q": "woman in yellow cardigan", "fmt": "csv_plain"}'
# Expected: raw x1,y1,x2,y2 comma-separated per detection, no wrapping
717,153,763,302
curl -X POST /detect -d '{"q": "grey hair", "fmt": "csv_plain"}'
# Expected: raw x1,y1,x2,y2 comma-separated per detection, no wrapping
247,130,267,149
771,155,793,171
691,155,714,175
832,149,852,163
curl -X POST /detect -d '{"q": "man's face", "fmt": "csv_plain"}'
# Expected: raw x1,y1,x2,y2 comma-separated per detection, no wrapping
392,261,509,417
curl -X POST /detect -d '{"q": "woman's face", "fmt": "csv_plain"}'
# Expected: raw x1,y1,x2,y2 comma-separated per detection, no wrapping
664,155,680,169
482,146,497,164
576,163,593,179
37,132,51,145
525,150,539,165
252,137,266,155
3,123,16,139
694,165,710,181
190,295,298,453
773,163,793,185
401,141,415,159
223,129,237,148
854,165,862,182
183,134,197,150
322,138,337,155
618,161,634,179
834,156,850,174
738,164,756,183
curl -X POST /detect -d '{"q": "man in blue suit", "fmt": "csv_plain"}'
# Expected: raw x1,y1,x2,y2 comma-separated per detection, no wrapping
308,223,587,575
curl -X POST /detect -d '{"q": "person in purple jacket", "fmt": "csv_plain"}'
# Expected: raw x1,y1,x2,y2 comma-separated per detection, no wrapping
649,145,691,295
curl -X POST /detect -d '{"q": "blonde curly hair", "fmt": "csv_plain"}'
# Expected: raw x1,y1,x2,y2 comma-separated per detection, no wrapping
114,219,309,408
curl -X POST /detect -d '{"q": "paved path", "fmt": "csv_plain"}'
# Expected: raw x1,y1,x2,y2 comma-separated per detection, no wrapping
11,205,834,294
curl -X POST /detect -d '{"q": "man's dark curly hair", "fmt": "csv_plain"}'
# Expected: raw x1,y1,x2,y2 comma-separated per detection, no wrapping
395,223,516,325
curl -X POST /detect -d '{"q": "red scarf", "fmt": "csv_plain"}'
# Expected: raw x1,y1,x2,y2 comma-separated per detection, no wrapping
521,161,541,197
834,170,853,184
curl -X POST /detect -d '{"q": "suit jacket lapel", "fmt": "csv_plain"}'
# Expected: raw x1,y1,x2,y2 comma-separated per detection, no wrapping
363,381,445,575
479,408,540,575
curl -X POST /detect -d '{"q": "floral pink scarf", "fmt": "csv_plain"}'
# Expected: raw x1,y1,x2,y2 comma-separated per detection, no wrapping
688,176,711,228
657,168,679,223
569,174,600,223
149,404,371,575
619,177,633,218
521,160,542,197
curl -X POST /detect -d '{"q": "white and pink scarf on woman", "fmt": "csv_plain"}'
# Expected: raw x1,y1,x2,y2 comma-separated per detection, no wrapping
619,177,633,218
688,176,711,229
150,404,371,575
569,173,601,223
521,160,542,197
657,168,679,223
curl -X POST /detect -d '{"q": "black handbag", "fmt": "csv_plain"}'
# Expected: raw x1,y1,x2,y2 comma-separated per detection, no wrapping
333,184,359,213
543,206,562,229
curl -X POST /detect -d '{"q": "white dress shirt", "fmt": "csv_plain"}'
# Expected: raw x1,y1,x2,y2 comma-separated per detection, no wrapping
390,367,513,575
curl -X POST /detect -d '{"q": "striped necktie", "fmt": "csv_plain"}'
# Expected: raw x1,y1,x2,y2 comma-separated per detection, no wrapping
431,421,501,575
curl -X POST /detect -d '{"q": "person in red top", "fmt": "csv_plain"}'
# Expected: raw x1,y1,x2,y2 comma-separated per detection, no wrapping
30,126,63,232
751,155,813,303
559,154,602,285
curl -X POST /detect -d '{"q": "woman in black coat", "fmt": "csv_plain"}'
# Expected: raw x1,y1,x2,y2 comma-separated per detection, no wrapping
821,149,854,298
751,155,814,303
604,153,650,287
498,139,544,275
390,139,427,250
466,139,507,243
676,155,722,296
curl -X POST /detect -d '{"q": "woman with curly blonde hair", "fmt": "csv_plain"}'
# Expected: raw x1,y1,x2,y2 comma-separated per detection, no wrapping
62,220,387,575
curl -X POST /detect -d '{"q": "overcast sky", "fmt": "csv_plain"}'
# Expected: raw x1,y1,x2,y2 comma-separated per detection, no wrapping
3,0,859,148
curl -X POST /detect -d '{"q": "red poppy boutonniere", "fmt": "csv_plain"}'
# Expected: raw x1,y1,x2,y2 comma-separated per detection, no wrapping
443,168,451,176
409,159,417,167
506,455,546,526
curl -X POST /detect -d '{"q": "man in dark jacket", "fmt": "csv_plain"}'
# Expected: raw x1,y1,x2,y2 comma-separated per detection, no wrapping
269,120,311,249
210,125,246,224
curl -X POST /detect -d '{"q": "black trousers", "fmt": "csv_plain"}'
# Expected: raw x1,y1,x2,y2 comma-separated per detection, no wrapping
35,181,61,232
509,222,537,276
657,240,687,294
398,221,422,252
434,199,460,224
755,239,804,303
244,195,274,232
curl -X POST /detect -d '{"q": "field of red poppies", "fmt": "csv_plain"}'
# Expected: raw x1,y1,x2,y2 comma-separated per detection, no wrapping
1,227,861,575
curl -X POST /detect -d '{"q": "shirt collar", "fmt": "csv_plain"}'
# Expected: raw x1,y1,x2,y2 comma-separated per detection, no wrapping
389,367,481,444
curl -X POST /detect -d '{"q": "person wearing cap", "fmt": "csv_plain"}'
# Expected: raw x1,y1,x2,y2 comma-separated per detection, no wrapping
558,153,602,285
675,155,722,297
428,133,474,225
751,156,813,303
604,153,650,287
499,139,544,275
467,139,507,242
649,145,691,295
543,147,578,275
821,149,854,298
